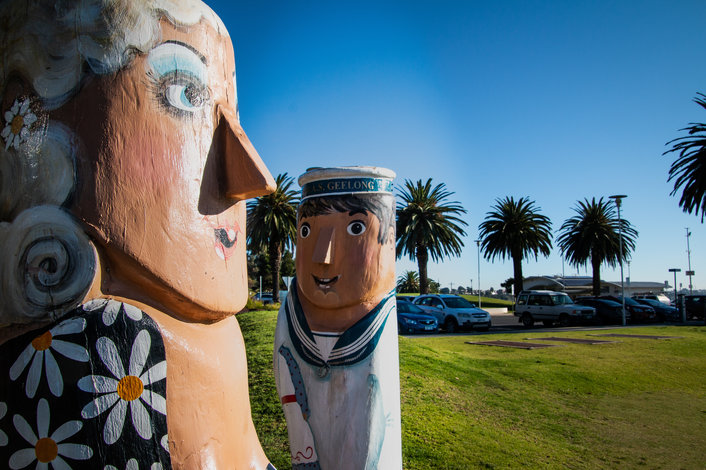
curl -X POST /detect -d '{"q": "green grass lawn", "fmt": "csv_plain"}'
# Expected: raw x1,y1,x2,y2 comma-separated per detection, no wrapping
238,310,706,469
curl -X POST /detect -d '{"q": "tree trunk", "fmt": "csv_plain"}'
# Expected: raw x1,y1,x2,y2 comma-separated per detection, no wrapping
416,245,429,295
591,252,602,296
270,242,282,302
512,250,523,297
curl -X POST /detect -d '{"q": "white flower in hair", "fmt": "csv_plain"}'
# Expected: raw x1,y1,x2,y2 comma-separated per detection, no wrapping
2,98,37,150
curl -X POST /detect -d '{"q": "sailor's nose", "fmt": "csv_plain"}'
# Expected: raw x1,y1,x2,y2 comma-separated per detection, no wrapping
312,227,335,265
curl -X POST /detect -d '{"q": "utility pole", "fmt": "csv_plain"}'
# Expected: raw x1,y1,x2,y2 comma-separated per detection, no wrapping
610,195,627,326
686,228,694,294
475,239,481,308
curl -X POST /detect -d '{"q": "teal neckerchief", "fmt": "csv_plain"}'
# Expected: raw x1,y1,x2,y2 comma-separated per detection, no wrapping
285,278,394,376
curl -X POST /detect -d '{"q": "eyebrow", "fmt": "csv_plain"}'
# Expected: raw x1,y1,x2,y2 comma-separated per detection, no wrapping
162,40,207,65
348,209,368,217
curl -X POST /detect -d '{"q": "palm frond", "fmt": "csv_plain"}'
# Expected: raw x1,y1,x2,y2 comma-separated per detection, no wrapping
664,92,706,222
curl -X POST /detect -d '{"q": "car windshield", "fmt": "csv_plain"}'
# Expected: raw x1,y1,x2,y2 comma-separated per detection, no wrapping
618,297,640,306
397,301,424,314
443,297,475,308
550,294,573,305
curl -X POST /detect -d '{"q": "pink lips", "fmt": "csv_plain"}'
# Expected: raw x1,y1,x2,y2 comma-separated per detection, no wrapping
206,219,241,260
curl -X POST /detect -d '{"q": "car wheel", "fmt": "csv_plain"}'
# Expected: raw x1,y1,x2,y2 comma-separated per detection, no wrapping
559,313,570,327
444,317,458,333
521,313,534,327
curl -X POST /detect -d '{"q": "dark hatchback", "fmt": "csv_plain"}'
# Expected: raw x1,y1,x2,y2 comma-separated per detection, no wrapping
575,297,628,325
396,300,439,334
634,298,680,322
599,296,657,323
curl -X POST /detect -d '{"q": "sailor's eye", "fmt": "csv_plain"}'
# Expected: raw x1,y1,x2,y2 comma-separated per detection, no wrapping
300,223,311,238
347,220,366,236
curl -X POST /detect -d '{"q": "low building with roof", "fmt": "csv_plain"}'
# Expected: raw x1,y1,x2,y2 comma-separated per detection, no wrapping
522,275,669,297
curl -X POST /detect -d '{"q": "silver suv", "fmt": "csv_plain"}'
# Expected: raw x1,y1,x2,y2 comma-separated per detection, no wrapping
413,294,491,332
515,290,595,327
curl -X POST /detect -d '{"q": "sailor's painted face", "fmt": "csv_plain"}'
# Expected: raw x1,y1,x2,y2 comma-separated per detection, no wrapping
58,19,274,319
296,209,395,313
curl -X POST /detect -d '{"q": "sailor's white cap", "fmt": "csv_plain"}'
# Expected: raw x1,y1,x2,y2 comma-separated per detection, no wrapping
298,166,396,201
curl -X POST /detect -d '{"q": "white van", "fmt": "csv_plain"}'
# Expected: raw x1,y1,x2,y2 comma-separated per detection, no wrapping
515,290,595,327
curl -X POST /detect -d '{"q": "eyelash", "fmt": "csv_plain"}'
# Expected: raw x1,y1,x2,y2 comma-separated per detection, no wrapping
147,69,211,118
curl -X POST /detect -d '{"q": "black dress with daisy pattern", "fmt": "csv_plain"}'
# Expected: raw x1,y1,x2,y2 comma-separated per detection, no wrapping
0,300,171,470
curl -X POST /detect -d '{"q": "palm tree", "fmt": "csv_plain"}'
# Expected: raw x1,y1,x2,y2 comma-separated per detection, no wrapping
500,277,514,296
664,92,706,222
557,197,638,296
478,197,552,296
396,179,468,294
396,270,420,293
247,173,299,302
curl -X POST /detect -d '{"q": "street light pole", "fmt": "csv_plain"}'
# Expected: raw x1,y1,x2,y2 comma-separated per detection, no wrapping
669,268,682,322
475,239,481,308
685,228,693,295
609,195,627,326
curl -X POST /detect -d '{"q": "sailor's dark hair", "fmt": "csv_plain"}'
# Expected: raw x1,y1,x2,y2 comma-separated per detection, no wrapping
298,193,395,245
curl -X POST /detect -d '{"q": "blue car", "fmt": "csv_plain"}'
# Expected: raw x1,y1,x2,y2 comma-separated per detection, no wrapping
397,300,438,334
634,298,680,322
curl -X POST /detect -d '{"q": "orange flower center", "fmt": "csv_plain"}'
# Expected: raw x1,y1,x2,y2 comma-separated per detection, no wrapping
31,331,53,351
35,437,58,463
117,375,144,401
11,115,24,134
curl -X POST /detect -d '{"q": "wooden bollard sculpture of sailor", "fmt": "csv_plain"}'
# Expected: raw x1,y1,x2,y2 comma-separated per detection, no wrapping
274,167,402,470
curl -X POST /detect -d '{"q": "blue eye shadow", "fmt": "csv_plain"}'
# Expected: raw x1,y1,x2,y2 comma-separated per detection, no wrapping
148,42,208,83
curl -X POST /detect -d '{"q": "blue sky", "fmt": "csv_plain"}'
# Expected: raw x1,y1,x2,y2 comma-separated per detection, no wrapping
208,0,706,292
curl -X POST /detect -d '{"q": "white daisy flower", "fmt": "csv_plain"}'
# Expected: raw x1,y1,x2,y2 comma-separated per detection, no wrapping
9,317,90,398
82,299,143,326
0,402,8,446
104,458,163,470
2,98,38,150
79,330,167,445
9,398,93,469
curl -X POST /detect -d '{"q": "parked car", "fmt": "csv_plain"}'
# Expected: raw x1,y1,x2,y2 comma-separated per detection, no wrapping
680,294,706,321
413,294,491,332
599,296,657,323
633,293,671,305
515,290,595,327
396,300,438,334
575,297,628,325
396,295,416,303
252,292,274,305
633,298,680,322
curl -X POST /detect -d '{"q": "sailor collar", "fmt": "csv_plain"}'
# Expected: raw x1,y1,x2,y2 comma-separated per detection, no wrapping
285,278,394,377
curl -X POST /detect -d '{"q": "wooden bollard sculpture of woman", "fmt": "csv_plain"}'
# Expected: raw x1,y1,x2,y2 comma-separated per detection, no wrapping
0,1,278,468
274,167,403,469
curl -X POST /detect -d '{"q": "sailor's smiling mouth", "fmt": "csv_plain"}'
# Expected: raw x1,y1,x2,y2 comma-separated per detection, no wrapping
313,274,340,289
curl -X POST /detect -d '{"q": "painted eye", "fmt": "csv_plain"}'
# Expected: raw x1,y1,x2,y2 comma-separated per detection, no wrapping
147,42,211,117
164,78,210,112
300,223,311,238
347,220,366,236
153,71,210,115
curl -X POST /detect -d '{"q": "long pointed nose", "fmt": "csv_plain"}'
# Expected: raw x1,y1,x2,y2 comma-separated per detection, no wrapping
218,105,275,201
312,227,335,264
